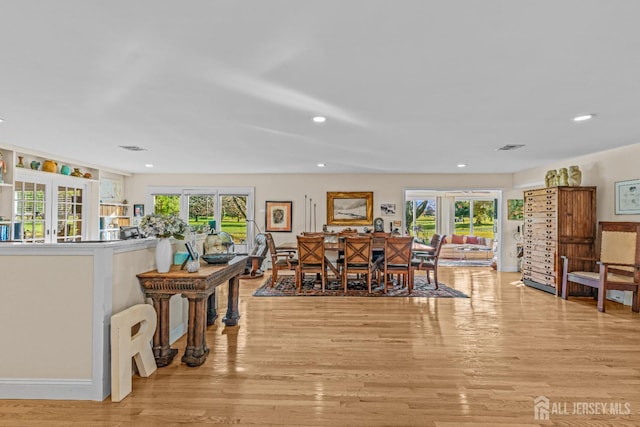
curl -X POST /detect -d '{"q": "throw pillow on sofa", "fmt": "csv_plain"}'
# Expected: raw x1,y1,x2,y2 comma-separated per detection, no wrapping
466,236,478,244
451,234,465,244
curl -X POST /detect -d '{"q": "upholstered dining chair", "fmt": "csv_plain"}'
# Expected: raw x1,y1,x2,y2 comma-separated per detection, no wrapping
412,234,446,289
561,222,640,313
296,234,327,293
265,233,297,287
383,236,414,293
342,235,374,293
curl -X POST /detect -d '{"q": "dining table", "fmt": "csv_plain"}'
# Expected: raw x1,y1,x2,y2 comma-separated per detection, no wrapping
276,238,434,280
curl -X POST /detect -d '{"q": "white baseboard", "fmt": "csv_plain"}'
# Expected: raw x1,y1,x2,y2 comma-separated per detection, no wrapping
0,378,98,400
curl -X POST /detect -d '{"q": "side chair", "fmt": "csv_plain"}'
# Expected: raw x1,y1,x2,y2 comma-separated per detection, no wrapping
265,233,297,287
561,222,640,313
383,236,414,293
342,235,374,293
296,234,327,293
412,234,446,289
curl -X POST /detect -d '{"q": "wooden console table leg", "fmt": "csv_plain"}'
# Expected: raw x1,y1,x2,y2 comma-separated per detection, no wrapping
223,275,241,326
206,290,217,326
182,294,211,367
150,294,178,367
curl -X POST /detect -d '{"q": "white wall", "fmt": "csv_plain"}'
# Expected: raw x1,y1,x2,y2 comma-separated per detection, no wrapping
513,142,640,222
126,173,520,269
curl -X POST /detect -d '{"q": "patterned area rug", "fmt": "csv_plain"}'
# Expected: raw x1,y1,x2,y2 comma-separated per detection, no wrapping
252,275,469,298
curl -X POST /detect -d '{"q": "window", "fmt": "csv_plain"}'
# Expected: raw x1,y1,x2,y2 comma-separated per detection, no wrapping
454,198,495,238
147,186,255,251
406,198,436,242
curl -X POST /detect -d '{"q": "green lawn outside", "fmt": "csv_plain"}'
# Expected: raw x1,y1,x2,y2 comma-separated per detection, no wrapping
189,215,247,243
412,216,494,240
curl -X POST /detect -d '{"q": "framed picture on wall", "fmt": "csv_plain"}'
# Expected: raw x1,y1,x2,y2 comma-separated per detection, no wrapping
326,191,373,226
507,199,524,220
133,204,144,217
265,201,293,232
615,179,640,214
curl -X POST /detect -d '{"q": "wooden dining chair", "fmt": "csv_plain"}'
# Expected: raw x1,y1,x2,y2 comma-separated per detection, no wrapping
412,234,446,289
342,235,374,293
265,233,297,287
336,229,359,272
296,235,327,292
383,236,414,293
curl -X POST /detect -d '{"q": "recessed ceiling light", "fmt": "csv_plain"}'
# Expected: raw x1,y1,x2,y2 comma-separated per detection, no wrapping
457,163,467,168
0,118,4,123
573,114,595,122
313,116,326,123
144,164,154,168
317,163,326,168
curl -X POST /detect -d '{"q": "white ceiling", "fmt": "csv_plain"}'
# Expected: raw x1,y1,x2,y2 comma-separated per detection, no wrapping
1,1,639,175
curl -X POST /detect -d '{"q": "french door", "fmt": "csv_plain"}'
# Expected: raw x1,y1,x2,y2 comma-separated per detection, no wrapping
14,170,88,242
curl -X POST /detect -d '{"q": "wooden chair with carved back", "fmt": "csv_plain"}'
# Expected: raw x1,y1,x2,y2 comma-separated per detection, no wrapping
561,222,640,313
296,234,327,293
265,233,297,287
383,236,414,293
342,235,374,293
412,234,446,289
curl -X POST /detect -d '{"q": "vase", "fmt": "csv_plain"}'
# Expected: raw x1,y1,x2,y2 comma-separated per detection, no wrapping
42,159,57,173
155,238,173,273
16,156,25,168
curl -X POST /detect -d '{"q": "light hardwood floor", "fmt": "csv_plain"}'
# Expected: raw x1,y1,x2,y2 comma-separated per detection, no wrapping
2,267,640,426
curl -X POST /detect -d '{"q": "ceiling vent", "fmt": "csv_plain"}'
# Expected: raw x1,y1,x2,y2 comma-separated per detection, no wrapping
496,144,525,151
118,145,148,152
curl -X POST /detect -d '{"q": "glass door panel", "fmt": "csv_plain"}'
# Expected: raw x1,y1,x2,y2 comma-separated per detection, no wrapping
406,198,436,242
471,200,495,239
454,200,470,235
57,186,83,242
187,194,216,233
220,195,247,248
14,180,48,242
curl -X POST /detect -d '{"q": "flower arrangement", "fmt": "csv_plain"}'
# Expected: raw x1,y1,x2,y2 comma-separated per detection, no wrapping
140,213,189,240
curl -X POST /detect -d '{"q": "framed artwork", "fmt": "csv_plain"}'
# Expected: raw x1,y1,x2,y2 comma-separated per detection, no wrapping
133,204,144,217
380,203,396,215
265,201,293,232
326,191,373,226
507,199,524,220
184,241,198,261
615,179,640,214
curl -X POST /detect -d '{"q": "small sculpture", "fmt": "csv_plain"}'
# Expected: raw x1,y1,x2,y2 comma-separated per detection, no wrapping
568,165,582,186
545,169,558,188
557,168,568,186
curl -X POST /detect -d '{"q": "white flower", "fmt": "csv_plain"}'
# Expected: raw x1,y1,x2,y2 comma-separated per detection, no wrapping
140,214,189,239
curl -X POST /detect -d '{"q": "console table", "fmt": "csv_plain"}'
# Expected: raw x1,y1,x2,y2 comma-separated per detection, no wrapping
137,256,247,367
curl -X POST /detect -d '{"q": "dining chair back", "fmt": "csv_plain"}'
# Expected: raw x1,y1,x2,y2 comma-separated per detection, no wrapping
296,235,327,292
383,236,414,293
342,235,374,293
265,233,297,287
412,234,446,289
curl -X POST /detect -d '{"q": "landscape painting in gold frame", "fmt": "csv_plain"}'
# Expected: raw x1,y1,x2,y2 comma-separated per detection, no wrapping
326,191,373,226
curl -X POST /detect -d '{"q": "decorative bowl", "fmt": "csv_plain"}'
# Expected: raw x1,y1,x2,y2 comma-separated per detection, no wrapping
201,253,237,265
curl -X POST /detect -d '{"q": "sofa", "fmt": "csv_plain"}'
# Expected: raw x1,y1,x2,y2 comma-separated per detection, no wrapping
439,234,494,260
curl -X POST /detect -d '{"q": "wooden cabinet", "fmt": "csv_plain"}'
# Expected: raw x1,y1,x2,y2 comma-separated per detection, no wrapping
522,186,596,296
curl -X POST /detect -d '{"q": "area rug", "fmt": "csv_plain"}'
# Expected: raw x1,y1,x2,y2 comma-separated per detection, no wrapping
252,275,469,298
